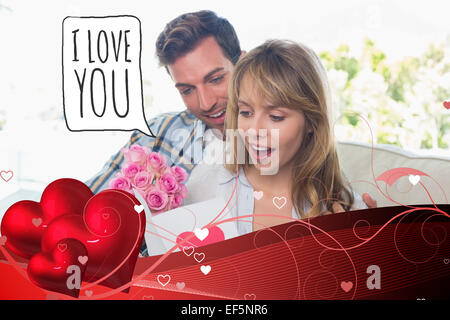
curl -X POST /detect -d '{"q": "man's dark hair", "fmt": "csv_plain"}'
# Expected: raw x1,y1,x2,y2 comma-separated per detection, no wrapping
156,10,241,69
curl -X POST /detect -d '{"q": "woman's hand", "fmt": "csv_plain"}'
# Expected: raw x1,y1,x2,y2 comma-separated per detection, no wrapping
362,193,377,208
325,193,378,214
324,202,346,215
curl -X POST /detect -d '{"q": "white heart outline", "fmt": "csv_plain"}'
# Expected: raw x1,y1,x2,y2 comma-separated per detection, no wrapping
157,274,171,287
194,252,205,263
272,196,287,209
182,246,195,256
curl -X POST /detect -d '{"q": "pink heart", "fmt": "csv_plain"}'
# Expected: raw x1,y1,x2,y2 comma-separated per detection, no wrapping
244,293,256,300
32,217,43,227
0,236,6,246
341,281,353,293
0,170,13,182
176,226,225,248
46,293,59,300
85,290,93,297
176,282,185,290
78,255,88,265
253,191,263,200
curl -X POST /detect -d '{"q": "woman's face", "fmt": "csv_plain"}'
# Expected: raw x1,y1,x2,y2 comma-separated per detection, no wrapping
237,76,308,173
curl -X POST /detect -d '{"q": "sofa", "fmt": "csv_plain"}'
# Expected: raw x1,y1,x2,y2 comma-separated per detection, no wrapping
336,141,450,208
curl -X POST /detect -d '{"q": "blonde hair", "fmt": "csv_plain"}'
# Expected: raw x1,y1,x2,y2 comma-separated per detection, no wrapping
225,39,354,218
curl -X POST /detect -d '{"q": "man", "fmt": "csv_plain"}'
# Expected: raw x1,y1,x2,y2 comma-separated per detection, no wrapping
87,10,377,255
87,10,239,194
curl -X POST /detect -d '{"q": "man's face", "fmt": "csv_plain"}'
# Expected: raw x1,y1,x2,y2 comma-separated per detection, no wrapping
167,36,235,132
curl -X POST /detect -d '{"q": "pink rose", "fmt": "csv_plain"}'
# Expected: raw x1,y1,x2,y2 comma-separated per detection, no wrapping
166,166,188,183
177,183,187,198
167,194,174,210
171,193,184,209
123,145,149,166
121,162,141,180
147,152,167,174
132,171,154,191
156,172,179,194
109,175,132,193
145,187,169,213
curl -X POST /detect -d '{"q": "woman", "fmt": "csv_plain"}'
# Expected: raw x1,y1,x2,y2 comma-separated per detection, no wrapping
217,39,367,235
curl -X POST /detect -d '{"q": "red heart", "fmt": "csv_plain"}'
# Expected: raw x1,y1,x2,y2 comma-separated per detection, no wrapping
1,179,93,258
176,226,225,248
27,238,88,298
444,101,450,110
41,189,145,291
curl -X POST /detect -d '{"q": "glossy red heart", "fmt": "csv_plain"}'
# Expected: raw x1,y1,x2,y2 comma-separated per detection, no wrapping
41,189,145,291
1,179,93,258
27,238,88,298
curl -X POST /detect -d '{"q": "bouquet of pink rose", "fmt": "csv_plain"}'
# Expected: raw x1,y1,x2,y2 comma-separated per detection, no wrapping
109,144,188,214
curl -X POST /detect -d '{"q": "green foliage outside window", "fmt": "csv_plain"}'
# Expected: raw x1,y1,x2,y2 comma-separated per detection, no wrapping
322,38,450,151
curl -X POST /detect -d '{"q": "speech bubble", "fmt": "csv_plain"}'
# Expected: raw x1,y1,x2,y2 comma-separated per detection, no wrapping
62,15,155,137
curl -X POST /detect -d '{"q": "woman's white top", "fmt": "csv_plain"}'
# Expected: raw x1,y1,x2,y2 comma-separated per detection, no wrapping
214,166,368,236
183,129,368,236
